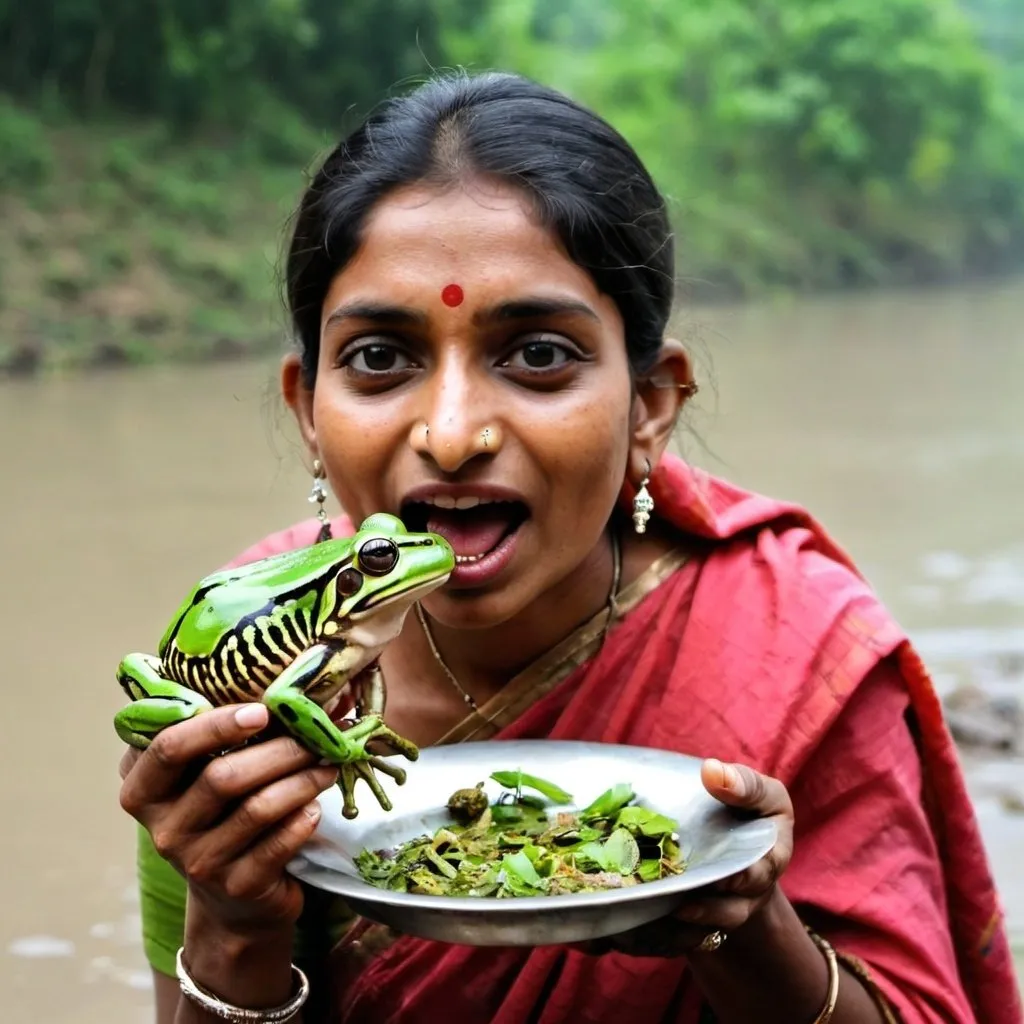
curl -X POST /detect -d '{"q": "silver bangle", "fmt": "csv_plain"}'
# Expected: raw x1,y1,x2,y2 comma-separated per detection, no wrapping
175,946,309,1022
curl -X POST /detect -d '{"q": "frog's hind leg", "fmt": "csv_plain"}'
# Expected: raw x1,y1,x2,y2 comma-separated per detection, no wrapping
262,644,419,818
114,652,214,748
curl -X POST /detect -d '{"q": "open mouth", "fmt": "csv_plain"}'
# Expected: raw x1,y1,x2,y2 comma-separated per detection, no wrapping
401,495,530,584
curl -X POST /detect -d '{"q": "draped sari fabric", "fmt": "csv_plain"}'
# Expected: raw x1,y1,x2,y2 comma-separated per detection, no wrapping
281,456,1019,1024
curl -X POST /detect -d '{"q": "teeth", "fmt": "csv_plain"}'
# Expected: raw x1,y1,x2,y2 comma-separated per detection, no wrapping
455,553,486,564
423,495,492,510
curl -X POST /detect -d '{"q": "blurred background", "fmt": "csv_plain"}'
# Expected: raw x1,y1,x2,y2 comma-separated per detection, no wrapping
1,0,1022,1020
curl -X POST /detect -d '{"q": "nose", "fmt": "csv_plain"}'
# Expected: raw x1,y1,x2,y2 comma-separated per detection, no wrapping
410,357,501,473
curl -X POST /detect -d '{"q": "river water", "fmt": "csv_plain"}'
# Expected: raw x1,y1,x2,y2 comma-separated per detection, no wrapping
2,278,1022,1021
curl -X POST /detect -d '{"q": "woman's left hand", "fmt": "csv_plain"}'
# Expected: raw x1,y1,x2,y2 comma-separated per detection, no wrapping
573,758,795,958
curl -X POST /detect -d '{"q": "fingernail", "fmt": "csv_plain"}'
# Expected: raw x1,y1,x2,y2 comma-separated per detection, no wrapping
724,764,745,797
304,801,322,821
235,704,267,728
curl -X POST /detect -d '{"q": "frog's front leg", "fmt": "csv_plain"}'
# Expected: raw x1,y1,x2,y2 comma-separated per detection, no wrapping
263,644,419,819
114,652,214,748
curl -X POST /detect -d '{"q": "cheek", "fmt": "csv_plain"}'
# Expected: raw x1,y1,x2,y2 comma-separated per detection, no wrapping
530,389,632,515
311,389,400,506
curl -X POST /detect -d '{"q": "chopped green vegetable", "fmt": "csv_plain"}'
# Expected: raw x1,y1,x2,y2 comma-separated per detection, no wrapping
489,770,574,804
579,783,635,821
615,805,678,838
356,773,686,899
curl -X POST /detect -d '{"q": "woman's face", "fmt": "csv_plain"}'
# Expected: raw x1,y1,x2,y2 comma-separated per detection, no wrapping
285,178,643,629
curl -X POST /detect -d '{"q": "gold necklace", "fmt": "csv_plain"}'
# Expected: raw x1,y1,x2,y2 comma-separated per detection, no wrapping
415,530,623,713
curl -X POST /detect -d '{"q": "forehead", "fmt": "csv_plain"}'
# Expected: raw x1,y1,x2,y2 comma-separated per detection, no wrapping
325,179,607,307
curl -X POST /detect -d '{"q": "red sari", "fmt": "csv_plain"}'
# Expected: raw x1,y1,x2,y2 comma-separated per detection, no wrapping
235,456,1021,1023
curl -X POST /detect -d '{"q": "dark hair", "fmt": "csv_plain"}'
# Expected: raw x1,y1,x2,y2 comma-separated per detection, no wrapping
285,70,675,387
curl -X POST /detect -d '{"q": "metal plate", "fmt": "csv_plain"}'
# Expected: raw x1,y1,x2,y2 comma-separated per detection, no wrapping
287,739,777,947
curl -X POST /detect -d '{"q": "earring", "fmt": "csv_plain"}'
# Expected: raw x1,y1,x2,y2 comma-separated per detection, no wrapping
632,459,655,534
309,458,333,543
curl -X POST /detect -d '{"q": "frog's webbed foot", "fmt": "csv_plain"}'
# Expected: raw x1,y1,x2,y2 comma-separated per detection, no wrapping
326,714,420,818
338,755,409,820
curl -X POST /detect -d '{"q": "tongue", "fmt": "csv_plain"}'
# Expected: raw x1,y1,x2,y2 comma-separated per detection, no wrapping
427,506,515,558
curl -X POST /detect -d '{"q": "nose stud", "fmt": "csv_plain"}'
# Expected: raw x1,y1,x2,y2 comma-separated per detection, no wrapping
481,428,492,448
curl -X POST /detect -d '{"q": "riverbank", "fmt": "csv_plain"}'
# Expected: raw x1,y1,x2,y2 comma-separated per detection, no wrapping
4,97,1024,379
0,103,314,377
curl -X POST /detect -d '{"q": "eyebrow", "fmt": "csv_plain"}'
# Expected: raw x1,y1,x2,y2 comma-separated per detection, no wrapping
322,294,600,332
323,302,428,331
476,297,601,325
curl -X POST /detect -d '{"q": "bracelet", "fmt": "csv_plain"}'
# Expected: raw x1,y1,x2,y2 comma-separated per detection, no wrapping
807,931,840,1024
175,946,309,1023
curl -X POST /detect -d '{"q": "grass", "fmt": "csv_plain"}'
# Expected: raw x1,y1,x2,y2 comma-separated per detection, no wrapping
0,101,318,375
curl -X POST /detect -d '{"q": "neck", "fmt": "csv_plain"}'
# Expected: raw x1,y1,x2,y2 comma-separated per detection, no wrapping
418,528,621,703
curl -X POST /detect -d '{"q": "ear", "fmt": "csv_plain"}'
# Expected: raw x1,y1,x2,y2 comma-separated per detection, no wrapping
281,352,318,458
627,338,695,483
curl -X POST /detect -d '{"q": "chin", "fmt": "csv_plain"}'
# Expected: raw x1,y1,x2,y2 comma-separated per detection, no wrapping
420,584,531,632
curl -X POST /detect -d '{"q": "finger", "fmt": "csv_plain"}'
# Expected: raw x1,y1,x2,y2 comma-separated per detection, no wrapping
700,759,793,818
173,735,321,834
713,824,794,897
119,747,142,781
218,802,325,905
185,764,338,870
120,705,270,813
672,894,761,933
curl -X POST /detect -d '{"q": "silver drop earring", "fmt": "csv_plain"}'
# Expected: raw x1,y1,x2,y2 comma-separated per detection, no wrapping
309,458,332,542
632,459,655,534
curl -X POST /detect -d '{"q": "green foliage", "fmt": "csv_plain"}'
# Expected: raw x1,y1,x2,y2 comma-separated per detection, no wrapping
0,116,300,373
0,97,53,188
441,0,1024,292
0,0,446,143
0,0,1023,373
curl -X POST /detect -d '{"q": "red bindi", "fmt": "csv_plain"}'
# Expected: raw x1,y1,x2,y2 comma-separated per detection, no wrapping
441,283,464,307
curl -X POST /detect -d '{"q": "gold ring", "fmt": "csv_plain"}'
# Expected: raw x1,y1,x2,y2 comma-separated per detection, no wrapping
695,930,726,953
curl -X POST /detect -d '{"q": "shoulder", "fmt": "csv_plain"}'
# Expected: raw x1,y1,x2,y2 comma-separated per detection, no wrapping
677,521,908,780
222,514,356,570
700,519,901,644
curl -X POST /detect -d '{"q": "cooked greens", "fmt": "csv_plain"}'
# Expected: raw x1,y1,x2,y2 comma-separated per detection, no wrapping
355,770,685,898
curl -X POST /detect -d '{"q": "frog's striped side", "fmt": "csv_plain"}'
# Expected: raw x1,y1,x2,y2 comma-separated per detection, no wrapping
154,529,446,707
156,540,355,705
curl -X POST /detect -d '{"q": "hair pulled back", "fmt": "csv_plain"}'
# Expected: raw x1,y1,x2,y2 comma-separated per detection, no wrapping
285,71,675,387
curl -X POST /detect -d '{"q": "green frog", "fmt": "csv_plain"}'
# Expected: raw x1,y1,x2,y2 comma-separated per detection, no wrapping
114,513,455,819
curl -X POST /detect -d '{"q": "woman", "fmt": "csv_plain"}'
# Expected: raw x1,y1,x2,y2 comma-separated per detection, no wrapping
117,71,1021,1023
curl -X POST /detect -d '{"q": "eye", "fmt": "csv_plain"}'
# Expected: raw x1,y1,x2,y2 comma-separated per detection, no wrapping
344,343,414,374
502,339,574,371
357,538,399,576
336,568,363,597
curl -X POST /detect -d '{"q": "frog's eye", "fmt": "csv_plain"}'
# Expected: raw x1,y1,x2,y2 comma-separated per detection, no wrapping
357,537,399,576
337,568,363,597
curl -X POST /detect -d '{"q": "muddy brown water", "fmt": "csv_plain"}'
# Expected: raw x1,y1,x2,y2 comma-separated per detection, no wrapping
2,278,1022,1020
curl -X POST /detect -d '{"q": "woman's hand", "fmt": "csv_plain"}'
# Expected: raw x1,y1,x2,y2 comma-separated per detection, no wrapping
118,702,340,932
574,758,795,958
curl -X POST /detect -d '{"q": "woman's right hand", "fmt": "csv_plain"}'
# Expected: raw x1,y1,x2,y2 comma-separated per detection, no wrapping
118,702,340,931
